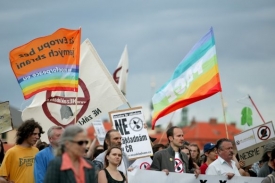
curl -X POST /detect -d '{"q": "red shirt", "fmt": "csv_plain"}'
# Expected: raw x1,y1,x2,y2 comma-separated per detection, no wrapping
200,163,208,174
60,152,92,183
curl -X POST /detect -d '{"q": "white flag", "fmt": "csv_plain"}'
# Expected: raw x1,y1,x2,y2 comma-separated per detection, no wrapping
113,45,129,95
22,39,127,142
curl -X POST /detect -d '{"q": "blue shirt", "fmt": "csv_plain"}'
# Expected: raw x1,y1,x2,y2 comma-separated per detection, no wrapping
34,145,55,183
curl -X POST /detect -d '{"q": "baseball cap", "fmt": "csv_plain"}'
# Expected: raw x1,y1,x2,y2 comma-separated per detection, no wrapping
204,143,216,153
263,141,275,154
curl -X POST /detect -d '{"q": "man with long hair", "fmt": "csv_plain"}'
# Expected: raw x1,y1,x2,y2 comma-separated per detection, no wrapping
0,119,44,183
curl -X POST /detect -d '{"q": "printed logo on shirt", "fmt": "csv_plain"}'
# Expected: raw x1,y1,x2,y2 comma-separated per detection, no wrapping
140,162,151,170
174,158,184,173
19,156,35,167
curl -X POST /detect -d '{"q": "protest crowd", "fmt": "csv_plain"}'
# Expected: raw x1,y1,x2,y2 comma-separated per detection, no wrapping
0,119,274,183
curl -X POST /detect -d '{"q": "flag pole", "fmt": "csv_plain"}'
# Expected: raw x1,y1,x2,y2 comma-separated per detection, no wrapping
158,112,175,144
126,101,132,108
220,92,229,139
74,91,79,124
248,95,265,124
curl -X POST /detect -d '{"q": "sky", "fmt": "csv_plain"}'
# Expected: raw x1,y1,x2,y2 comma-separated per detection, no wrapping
1,1,275,131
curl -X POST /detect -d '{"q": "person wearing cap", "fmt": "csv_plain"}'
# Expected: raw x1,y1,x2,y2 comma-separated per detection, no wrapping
258,141,275,177
261,148,275,183
200,142,217,174
206,138,240,179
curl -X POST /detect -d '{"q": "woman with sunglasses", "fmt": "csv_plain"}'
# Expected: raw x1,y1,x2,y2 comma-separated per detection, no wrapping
98,146,127,183
44,125,96,183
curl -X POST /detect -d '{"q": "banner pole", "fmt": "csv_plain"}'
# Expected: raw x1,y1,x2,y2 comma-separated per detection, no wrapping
158,112,175,144
126,101,132,108
74,91,79,124
248,95,265,124
220,92,229,139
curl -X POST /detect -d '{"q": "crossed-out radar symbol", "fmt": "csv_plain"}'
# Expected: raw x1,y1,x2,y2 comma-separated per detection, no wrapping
129,117,143,131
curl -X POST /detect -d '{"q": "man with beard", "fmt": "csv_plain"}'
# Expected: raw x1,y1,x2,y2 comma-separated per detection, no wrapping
206,138,241,179
150,126,200,177
0,119,44,183
93,129,132,175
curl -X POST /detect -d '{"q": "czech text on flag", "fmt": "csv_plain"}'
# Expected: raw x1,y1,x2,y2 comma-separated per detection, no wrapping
10,28,81,99
151,28,222,129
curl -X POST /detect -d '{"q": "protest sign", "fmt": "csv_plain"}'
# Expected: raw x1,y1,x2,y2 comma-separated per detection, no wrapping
128,169,263,183
92,119,106,145
234,121,275,165
109,107,153,159
0,101,13,133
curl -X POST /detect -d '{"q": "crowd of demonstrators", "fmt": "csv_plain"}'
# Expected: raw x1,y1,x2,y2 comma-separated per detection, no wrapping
34,126,64,183
44,125,97,183
93,129,133,175
150,126,200,177
98,146,127,183
0,119,44,183
189,143,202,167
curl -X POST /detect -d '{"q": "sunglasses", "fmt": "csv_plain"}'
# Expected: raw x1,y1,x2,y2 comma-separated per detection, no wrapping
70,140,89,146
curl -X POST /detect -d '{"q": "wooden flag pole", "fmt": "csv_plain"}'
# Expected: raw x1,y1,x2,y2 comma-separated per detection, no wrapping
158,112,175,144
248,95,265,124
220,92,229,139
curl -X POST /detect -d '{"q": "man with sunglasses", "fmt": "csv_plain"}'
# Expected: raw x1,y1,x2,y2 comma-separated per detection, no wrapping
200,142,217,174
34,126,64,183
206,138,240,179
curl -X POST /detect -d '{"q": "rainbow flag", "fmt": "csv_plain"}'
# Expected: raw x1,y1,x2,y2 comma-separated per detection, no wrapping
10,28,81,99
151,28,222,129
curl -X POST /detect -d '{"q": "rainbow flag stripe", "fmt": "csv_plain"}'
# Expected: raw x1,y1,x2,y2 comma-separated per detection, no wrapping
151,28,222,129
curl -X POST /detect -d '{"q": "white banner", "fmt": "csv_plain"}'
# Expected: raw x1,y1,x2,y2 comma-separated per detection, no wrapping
22,39,127,142
128,169,263,183
109,107,153,159
130,157,152,170
92,119,106,145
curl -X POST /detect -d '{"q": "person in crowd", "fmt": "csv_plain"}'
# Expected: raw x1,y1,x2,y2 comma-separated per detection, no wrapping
93,129,133,175
190,143,202,166
34,126,64,183
35,140,48,151
252,160,264,175
89,145,104,160
150,126,200,177
0,139,4,166
206,138,240,179
0,119,44,183
258,141,275,177
200,142,217,174
152,143,166,153
181,145,196,173
261,148,275,183
44,125,96,183
98,146,127,183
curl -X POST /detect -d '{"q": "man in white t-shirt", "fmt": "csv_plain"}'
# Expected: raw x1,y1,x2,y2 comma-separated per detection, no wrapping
206,138,241,179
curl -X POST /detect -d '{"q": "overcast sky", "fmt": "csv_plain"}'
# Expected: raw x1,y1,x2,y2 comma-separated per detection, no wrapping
1,1,274,130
